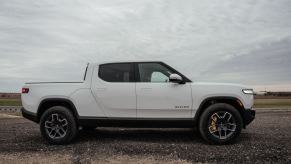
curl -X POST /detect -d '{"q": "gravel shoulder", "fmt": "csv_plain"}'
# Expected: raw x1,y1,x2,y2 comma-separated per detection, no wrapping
0,111,290,163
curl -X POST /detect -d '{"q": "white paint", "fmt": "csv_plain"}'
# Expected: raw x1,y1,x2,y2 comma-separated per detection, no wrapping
22,62,254,118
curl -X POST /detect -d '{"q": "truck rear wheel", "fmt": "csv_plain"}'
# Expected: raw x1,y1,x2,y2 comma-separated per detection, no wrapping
40,106,77,144
198,103,243,144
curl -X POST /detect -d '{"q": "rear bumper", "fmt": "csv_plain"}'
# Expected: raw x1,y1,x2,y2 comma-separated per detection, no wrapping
21,107,38,123
242,108,255,128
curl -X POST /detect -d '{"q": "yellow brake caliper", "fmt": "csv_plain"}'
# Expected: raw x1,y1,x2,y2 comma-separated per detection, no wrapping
209,115,217,133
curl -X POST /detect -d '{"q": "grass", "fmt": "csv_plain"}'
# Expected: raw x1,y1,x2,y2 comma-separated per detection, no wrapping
0,99,22,106
253,98,291,108
0,98,291,108
0,112,22,116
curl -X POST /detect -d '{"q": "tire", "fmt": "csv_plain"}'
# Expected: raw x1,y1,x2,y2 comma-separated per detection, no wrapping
198,103,243,144
40,106,78,145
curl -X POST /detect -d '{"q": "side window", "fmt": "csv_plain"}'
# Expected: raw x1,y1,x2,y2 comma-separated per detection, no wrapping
138,63,174,83
98,63,134,82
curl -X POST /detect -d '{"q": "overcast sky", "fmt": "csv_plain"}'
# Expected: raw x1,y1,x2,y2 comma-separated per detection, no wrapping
1,0,291,92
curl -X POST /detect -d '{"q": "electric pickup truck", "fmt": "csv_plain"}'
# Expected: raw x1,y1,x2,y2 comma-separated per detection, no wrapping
21,61,255,144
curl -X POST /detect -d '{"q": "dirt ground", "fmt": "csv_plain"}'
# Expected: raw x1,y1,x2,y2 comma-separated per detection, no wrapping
0,111,290,163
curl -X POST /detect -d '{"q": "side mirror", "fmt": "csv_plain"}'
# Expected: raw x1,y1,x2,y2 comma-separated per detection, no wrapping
169,74,184,84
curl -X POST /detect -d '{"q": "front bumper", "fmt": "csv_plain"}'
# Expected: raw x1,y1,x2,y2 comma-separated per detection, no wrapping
242,108,256,128
21,107,38,123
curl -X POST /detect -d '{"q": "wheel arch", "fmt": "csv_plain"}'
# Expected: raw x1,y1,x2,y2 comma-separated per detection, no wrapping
37,98,79,123
194,96,245,126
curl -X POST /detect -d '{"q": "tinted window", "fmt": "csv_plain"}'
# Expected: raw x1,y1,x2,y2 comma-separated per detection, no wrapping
99,63,134,82
138,63,174,82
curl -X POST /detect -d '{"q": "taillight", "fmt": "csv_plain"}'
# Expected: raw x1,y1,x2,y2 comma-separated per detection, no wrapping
22,88,29,93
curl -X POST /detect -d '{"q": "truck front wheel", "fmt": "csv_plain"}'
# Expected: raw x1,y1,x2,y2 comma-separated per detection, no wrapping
40,106,78,144
198,103,243,144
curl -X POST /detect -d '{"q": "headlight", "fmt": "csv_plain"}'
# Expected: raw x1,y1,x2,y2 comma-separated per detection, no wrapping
242,89,254,95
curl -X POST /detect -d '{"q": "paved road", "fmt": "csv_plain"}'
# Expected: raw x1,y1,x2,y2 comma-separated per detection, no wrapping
0,111,290,163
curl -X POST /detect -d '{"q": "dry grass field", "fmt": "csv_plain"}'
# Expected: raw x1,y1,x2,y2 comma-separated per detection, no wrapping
0,99,22,106
254,98,291,108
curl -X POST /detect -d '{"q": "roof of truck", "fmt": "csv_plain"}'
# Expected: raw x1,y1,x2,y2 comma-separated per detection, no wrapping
91,60,164,65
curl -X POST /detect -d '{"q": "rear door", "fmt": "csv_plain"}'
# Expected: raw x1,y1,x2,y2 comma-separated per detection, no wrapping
91,63,136,118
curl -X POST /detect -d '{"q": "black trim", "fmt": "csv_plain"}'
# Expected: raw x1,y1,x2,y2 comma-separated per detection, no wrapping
83,63,89,81
21,107,38,123
242,109,255,127
133,62,140,82
169,77,185,84
78,117,194,128
37,98,80,122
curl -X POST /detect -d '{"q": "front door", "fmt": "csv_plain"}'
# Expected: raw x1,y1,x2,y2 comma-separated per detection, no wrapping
135,62,192,118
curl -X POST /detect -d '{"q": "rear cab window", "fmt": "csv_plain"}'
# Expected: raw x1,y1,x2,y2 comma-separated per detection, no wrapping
98,63,134,82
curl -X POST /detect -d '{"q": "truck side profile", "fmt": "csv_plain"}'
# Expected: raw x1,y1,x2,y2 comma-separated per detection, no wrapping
21,61,255,144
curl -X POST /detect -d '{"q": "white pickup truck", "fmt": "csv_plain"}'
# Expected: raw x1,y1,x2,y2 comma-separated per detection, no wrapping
21,61,255,145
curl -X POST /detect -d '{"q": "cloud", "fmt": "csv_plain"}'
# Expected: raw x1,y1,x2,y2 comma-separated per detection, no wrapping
0,0,291,92
198,37,291,85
